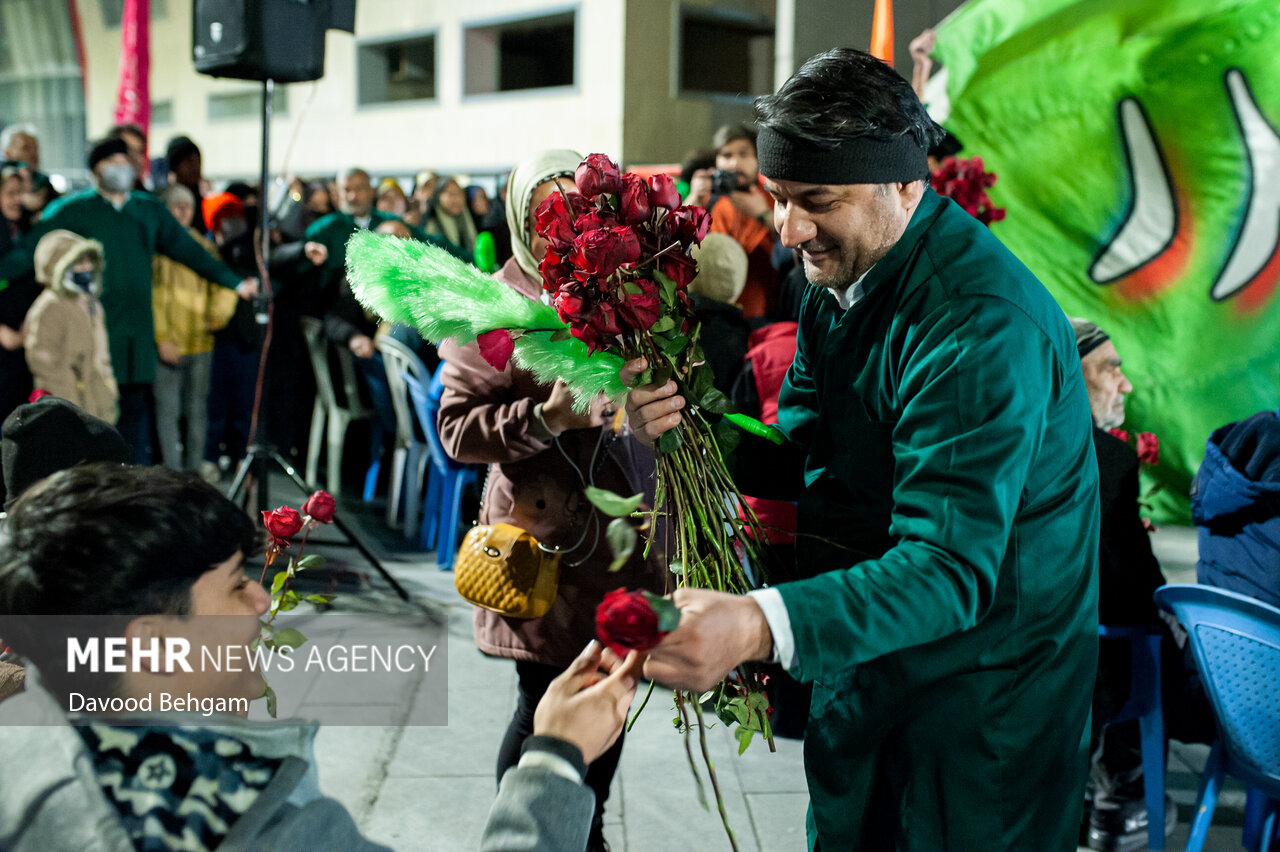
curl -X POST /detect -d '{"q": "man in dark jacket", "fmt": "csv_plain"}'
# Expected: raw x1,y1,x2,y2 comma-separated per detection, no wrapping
1070,317,1175,850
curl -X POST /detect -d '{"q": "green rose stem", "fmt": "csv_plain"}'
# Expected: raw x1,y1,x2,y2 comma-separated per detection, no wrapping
690,692,739,852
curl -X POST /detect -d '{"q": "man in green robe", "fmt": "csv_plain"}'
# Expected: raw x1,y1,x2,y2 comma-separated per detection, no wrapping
626,48,1099,851
0,137,255,463
303,167,471,289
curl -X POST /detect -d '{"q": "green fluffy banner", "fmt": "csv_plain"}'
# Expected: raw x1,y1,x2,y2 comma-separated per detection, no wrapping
345,231,627,407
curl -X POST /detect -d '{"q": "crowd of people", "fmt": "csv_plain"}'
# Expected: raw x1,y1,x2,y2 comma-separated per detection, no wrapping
0,38,1276,852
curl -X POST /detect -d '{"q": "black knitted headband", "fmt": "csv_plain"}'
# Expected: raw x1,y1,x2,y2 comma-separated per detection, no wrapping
756,125,930,185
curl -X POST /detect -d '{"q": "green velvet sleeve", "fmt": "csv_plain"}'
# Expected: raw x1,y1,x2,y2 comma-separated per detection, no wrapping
776,296,1054,682
153,201,242,289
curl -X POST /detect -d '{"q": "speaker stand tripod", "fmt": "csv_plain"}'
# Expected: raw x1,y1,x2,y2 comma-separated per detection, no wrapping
226,78,409,602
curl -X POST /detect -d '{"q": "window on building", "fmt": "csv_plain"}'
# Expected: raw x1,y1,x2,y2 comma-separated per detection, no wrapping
207,87,288,121
99,0,167,27
679,7,774,96
150,99,173,126
358,34,436,105
464,11,575,96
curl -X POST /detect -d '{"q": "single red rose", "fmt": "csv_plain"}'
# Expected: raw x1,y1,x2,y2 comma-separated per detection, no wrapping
648,173,680,211
596,588,665,656
27,388,51,403
534,192,587,251
540,247,573,293
617,173,651,225
571,226,641,281
1137,432,1160,465
574,209,618,234
554,281,592,324
670,205,711,246
1108,428,1130,444
660,254,698,289
575,154,622,199
618,278,661,330
302,490,336,524
262,506,305,543
477,329,515,371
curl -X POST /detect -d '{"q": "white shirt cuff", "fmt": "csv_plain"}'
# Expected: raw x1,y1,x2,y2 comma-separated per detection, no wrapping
517,750,583,784
747,588,797,671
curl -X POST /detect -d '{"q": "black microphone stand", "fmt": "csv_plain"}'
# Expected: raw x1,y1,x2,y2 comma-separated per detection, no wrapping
226,78,409,601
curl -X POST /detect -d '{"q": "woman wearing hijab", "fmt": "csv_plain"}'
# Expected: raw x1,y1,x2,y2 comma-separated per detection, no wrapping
421,177,478,254
0,163,37,423
436,151,664,852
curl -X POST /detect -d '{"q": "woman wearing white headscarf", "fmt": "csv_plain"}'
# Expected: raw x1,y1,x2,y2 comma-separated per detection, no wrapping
436,151,662,852
422,177,479,254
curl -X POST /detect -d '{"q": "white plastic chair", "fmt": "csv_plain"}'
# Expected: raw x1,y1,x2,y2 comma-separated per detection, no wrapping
375,335,432,536
300,316,373,497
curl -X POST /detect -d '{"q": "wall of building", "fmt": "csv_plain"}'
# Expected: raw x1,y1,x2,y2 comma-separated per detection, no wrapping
76,0,631,181
621,0,774,168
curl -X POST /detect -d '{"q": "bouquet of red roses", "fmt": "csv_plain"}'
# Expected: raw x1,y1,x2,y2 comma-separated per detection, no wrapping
930,155,1007,226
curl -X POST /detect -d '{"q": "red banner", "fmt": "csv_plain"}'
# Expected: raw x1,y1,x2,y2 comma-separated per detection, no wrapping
113,0,150,135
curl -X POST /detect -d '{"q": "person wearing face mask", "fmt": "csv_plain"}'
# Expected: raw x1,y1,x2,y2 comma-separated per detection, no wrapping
0,137,257,465
22,230,118,421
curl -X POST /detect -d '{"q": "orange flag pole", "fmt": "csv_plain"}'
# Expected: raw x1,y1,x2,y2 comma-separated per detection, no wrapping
870,0,895,66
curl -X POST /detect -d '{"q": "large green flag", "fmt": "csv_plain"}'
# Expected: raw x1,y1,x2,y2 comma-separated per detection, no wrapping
933,0,1280,521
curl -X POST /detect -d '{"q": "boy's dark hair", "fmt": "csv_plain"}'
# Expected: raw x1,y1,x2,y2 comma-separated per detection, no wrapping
754,48,945,153
165,135,201,169
0,464,259,617
712,123,757,153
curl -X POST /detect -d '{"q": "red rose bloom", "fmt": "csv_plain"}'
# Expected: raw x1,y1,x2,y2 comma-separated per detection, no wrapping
302,490,336,524
539,247,573,294
571,226,641,281
1137,432,1159,465
27,388,51,403
262,506,304,544
574,209,618,234
660,254,697,289
1108,428,1130,444
596,588,665,656
648,174,680,211
534,192,586,251
669,205,711,246
618,278,661,331
575,154,622,199
617,173,651,225
477,329,515,371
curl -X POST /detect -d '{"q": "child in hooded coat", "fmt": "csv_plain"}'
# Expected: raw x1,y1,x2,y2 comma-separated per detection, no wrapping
23,229,118,422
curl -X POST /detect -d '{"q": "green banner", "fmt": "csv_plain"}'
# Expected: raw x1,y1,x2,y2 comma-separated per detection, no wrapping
933,0,1280,521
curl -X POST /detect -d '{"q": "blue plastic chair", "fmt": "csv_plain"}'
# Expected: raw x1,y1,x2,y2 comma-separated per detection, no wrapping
404,371,479,570
1098,623,1166,850
1154,584,1280,852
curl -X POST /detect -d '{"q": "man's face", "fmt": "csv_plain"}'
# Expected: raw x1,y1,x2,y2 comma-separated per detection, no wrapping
172,152,202,188
1080,341,1133,429
167,198,194,228
120,131,147,183
715,138,759,189
345,172,375,218
121,551,270,712
375,219,412,239
93,152,131,183
0,174,21,222
766,178,922,289
4,132,37,169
